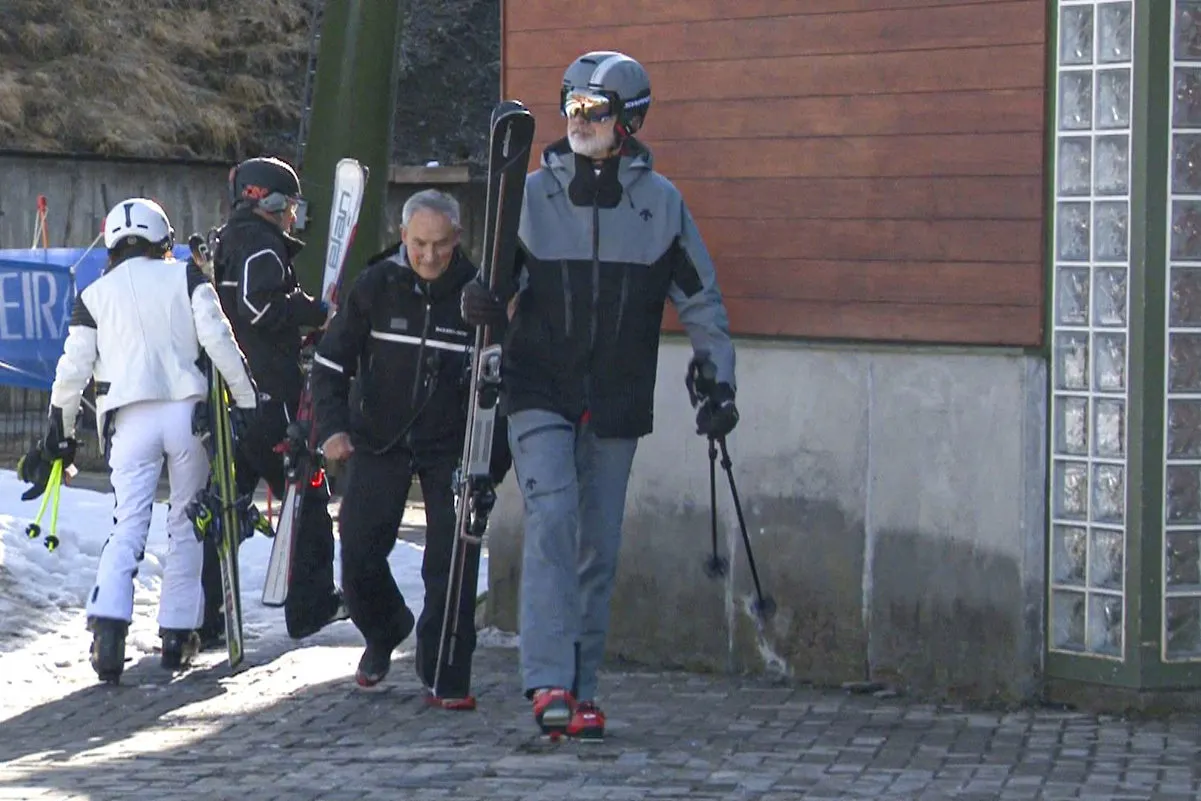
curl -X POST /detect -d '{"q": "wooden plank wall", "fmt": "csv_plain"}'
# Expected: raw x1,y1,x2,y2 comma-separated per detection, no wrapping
501,0,1048,347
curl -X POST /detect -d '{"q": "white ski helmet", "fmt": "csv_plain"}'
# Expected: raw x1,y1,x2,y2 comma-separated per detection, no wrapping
103,198,175,251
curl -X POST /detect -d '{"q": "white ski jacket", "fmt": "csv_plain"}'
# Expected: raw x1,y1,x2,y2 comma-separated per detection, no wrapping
50,255,258,441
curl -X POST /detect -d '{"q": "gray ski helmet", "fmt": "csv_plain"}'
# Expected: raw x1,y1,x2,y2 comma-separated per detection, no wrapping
561,51,652,136
230,156,303,214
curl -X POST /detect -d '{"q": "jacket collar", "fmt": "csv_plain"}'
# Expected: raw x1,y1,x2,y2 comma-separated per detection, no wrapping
384,244,476,304
540,136,655,209
227,207,306,258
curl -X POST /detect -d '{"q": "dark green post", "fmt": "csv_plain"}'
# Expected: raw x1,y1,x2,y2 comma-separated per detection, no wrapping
292,0,404,292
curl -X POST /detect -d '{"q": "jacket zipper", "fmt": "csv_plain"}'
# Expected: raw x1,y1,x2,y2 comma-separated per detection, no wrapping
589,200,600,351
560,260,573,336
410,297,431,409
615,268,628,338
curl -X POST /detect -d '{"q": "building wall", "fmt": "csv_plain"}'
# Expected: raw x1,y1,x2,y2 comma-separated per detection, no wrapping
502,0,1049,346
486,340,1048,698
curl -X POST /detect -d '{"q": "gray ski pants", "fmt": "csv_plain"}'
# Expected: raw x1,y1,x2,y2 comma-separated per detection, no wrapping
507,408,638,702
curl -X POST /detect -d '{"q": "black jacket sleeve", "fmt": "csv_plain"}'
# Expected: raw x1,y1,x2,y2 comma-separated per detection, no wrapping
312,271,373,444
238,243,327,332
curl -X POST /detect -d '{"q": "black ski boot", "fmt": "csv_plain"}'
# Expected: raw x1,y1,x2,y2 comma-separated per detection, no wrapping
160,629,202,670
355,606,415,688
88,616,128,684
197,608,226,652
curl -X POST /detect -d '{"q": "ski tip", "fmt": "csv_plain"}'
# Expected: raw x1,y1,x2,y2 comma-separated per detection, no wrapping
334,157,369,183
493,99,531,123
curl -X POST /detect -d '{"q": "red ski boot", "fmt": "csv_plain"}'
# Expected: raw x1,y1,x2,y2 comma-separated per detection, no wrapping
566,701,605,742
532,688,575,740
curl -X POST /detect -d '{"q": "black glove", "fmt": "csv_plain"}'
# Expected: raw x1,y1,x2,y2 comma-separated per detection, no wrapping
16,445,52,501
696,381,739,438
18,408,76,501
461,279,507,327
686,357,739,438
229,406,259,441
42,407,77,466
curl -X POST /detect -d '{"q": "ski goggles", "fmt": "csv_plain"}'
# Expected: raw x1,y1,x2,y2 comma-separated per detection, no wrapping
562,90,616,123
259,192,303,216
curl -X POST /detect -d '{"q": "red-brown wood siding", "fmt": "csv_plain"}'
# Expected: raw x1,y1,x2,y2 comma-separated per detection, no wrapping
501,0,1048,346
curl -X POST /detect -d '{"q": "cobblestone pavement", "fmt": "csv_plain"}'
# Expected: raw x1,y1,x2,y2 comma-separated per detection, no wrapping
2,625,1201,801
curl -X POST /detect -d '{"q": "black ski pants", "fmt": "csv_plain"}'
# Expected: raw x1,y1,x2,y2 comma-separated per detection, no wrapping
201,398,341,639
339,445,481,697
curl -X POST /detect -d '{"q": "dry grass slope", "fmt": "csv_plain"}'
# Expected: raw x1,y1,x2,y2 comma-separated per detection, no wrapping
0,0,501,169
0,0,313,160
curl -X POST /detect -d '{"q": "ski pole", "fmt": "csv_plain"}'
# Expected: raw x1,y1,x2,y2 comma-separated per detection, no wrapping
25,459,65,551
703,435,728,578
687,356,775,621
712,435,775,620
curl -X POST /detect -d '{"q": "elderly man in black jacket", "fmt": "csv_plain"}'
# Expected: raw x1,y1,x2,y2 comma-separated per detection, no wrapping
312,189,508,705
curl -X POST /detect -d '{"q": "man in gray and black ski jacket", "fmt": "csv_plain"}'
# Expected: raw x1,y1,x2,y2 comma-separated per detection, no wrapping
461,51,740,740
501,135,735,437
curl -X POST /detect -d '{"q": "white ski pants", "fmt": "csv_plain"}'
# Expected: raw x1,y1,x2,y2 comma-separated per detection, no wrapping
85,398,210,631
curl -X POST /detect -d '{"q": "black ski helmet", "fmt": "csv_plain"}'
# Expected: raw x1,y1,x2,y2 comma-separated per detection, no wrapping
560,51,652,138
229,156,303,214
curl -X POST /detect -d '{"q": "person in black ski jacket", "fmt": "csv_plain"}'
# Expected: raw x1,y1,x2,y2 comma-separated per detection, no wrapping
311,189,509,702
200,155,348,645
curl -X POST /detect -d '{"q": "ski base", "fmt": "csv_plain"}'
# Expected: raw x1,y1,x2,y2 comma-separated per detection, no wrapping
260,484,300,607
190,372,246,669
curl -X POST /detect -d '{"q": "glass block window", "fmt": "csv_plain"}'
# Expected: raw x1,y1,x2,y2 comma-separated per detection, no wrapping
1049,0,1133,660
1165,0,1201,662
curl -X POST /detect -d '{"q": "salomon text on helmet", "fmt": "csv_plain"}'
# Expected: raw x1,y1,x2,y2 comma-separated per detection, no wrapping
103,198,175,251
561,51,652,138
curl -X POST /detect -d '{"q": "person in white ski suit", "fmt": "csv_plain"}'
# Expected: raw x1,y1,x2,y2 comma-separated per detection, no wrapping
31,198,259,682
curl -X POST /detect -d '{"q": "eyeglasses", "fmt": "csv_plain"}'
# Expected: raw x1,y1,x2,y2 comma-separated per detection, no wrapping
562,91,615,123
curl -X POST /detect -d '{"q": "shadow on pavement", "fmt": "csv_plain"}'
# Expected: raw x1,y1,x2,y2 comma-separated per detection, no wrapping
0,640,736,801
0,652,231,764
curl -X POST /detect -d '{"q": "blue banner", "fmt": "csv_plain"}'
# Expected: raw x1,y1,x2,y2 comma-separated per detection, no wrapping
0,246,194,390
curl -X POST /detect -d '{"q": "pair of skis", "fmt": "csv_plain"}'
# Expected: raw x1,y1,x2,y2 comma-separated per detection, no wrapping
261,158,368,608
430,100,535,703
187,231,273,671
187,363,252,668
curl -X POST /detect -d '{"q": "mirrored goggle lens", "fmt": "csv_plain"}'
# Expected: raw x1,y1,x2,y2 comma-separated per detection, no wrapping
563,92,614,122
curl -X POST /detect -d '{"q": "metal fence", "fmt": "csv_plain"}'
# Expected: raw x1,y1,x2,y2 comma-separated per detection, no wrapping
0,385,106,472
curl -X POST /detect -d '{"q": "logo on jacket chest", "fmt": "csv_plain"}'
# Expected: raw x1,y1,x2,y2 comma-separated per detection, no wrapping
389,317,409,332
435,325,470,340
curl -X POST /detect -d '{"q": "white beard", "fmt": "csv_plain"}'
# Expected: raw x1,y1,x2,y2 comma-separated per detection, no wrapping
567,127,617,159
